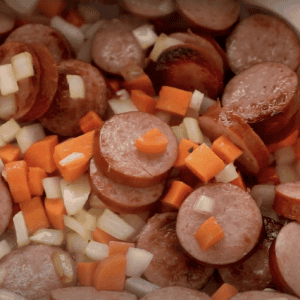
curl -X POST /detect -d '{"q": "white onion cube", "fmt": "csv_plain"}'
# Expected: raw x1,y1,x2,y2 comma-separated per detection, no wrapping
0,240,10,259
75,209,96,231
63,215,91,241
0,94,16,120
4,0,39,14
133,25,158,49
66,232,88,254
171,122,188,143
183,117,204,144
88,192,106,209
116,89,130,101
85,241,109,261
0,118,20,143
11,52,34,81
120,214,146,241
125,277,160,298
66,75,85,99
108,98,138,115
274,146,296,165
186,90,204,118
215,163,238,183
126,247,153,277
251,184,275,208
13,211,30,247
29,229,65,246
193,195,214,214
0,64,19,96
43,176,63,199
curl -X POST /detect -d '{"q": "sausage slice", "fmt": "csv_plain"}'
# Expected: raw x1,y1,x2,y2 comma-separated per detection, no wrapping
136,213,215,289
176,183,263,267
89,158,165,214
0,177,12,237
230,290,299,300
94,111,178,188
226,14,300,74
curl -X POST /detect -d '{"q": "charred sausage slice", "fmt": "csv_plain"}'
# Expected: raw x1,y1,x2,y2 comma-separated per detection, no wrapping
94,111,178,188
176,183,263,267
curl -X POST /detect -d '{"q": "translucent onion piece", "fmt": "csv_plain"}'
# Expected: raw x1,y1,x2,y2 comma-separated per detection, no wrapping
126,247,153,277
125,277,160,298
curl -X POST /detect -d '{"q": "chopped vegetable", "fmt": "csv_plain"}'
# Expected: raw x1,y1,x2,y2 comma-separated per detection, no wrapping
77,262,99,286
185,144,225,182
85,241,109,261
194,216,224,250
75,209,96,231
0,143,21,163
11,52,34,81
194,195,214,214
79,111,104,133
274,145,296,165
229,170,247,191
65,8,85,27
275,164,298,183
211,283,239,300
126,247,153,277
183,117,205,144
0,64,19,95
174,138,199,170
29,229,65,246
132,24,158,50
135,128,168,155
0,118,21,143
124,277,160,298
108,241,135,256
63,215,91,241
13,211,30,247
66,74,85,99
44,197,67,230
43,176,63,199
28,167,47,196
92,227,119,244
215,163,239,183
130,90,157,114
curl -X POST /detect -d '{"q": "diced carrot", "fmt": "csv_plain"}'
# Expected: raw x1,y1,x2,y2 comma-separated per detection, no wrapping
257,166,280,185
229,170,247,191
79,111,104,133
93,254,127,291
267,127,299,153
212,283,239,300
185,144,225,182
28,167,47,196
161,180,193,210
130,90,157,114
19,196,50,234
7,204,20,231
24,135,58,173
122,73,156,97
0,143,21,163
135,128,168,154
211,135,243,164
293,137,300,160
194,216,224,251
155,86,192,117
37,0,67,18
77,262,99,286
108,241,134,256
5,160,31,203
174,138,199,170
92,227,119,244
44,197,67,230
53,131,94,182
106,79,121,96
65,8,85,27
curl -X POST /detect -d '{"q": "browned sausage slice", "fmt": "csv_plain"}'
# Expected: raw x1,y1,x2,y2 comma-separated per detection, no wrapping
198,104,270,174
136,212,215,289
176,183,263,267
269,221,300,297
218,217,282,291
176,0,240,32
119,0,176,19
222,62,300,144
39,59,108,136
230,290,299,300
50,287,137,300
89,158,165,214
0,245,77,300
5,24,73,62
0,41,41,120
94,111,178,188
92,19,145,76
0,177,12,237
226,14,300,74
0,13,15,39
18,43,58,123
140,286,212,300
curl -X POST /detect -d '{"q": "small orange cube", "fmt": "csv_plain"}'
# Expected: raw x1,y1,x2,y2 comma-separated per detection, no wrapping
174,138,199,169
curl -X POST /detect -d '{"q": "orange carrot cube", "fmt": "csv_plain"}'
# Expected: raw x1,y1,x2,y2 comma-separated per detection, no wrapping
79,111,104,133
28,167,47,196
77,262,99,286
44,197,67,230
212,283,239,300
130,90,157,114
0,143,21,163
108,241,135,256
92,227,119,244
174,138,199,169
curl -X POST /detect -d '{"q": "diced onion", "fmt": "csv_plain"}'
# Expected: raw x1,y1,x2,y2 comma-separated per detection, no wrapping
13,211,30,247
97,209,135,241
202,136,212,148
171,122,188,143
88,208,105,219
52,252,74,284
193,195,214,214
63,215,91,241
85,241,109,261
11,52,34,81
43,176,63,199
274,146,296,165
0,118,20,143
125,277,160,298
260,207,280,222
215,163,238,183
0,94,16,120
133,24,158,50
120,214,146,241
275,164,298,183
66,232,88,254
126,247,153,277
84,20,106,39
0,64,19,96
250,184,275,208
66,75,85,99
199,96,216,115
29,229,65,246
108,98,138,115
75,209,97,231
16,123,46,153
116,89,131,101
0,240,10,260
88,192,107,209
59,152,84,166
183,117,204,144
186,90,204,119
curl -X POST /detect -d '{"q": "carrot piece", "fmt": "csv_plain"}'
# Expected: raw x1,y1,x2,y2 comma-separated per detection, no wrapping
5,160,31,203
130,90,157,114
93,254,127,291
24,135,58,173
44,197,67,230
65,8,85,27
194,216,224,251
212,283,239,300
185,144,225,182
135,128,168,154
92,227,119,244
155,86,192,117
257,166,280,185
53,131,94,182
28,167,47,196
267,127,299,153
37,0,67,18
106,79,121,96
161,180,193,209
123,73,156,97
108,241,134,256
0,143,21,163
79,111,104,133
77,262,99,286
230,170,247,191
174,138,199,170
211,135,243,164
7,204,20,231
19,196,50,234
